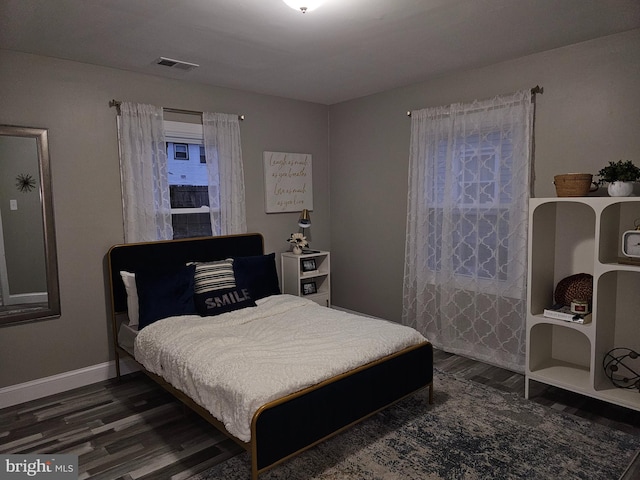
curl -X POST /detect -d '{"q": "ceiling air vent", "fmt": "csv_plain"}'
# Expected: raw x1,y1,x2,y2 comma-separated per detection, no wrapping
154,57,199,72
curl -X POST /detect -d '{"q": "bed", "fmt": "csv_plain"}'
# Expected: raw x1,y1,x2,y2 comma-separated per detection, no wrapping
107,233,433,479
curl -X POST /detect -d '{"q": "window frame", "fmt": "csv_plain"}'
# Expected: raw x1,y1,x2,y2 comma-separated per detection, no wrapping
164,121,220,237
173,143,189,160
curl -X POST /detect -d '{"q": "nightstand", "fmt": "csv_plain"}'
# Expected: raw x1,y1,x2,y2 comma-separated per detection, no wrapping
281,250,330,307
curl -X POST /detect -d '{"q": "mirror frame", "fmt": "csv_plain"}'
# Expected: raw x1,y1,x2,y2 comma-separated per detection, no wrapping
0,125,60,325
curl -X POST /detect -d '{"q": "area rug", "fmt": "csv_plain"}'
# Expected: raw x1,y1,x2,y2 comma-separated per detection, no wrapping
188,369,640,480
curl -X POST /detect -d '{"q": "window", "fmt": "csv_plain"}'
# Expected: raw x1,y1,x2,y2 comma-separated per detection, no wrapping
164,121,219,239
428,130,513,281
173,143,189,160
403,90,532,372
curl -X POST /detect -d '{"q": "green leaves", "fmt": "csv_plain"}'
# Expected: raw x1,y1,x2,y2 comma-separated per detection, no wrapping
597,160,640,184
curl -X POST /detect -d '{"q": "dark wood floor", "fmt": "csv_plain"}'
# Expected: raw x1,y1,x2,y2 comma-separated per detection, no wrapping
1,349,639,479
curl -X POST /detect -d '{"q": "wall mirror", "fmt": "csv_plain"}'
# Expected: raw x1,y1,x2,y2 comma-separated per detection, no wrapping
0,125,60,325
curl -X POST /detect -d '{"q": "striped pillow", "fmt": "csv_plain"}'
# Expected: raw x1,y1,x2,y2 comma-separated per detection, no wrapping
192,259,236,294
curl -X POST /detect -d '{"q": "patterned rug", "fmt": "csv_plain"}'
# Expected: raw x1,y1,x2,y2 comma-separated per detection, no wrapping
189,369,640,480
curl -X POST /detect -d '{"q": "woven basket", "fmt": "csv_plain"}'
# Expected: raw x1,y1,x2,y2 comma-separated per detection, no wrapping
553,173,594,197
554,273,593,307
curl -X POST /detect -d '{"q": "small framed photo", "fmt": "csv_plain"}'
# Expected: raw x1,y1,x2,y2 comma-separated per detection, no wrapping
301,258,317,273
302,282,317,295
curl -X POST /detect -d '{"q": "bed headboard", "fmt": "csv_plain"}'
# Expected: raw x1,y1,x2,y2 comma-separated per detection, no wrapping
107,233,265,314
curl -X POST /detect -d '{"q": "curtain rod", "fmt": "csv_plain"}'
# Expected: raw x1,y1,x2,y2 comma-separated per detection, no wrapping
406,85,543,117
109,99,245,121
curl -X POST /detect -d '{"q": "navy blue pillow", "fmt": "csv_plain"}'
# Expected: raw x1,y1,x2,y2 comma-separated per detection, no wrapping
195,286,256,316
232,253,280,301
136,264,197,329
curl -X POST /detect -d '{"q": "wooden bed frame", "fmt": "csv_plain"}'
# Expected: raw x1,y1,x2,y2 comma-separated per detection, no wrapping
107,233,433,479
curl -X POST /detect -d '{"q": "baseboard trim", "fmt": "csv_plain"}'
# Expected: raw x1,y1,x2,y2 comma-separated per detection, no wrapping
0,358,139,409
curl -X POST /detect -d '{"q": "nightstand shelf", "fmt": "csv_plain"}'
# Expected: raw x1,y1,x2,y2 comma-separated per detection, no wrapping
281,251,331,307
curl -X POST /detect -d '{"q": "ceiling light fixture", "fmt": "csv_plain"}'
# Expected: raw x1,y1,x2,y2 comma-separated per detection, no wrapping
283,0,323,14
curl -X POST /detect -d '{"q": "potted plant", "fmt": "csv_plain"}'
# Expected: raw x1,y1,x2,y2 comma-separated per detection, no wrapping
596,160,640,197
287,232,308,254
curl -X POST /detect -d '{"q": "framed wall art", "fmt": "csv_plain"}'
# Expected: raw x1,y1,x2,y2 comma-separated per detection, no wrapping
263,151,313,213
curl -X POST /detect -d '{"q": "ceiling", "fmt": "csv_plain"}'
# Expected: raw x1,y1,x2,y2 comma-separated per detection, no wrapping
1,0,639,105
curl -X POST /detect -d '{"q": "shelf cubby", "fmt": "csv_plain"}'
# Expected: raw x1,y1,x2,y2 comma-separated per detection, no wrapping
528,201,595,316
528,323,591,377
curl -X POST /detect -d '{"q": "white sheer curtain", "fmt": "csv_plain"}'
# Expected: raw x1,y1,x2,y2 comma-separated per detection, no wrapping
402,90,533,372
203,112,247,235
118,102,173,243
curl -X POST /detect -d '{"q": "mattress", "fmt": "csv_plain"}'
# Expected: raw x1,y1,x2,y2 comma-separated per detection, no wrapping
117,321,138,355
134,294,427,442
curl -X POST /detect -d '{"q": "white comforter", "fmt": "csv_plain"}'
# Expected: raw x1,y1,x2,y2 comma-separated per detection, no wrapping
134,294,427,442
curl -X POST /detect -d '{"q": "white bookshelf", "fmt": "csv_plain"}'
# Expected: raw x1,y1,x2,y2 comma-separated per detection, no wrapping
526,197,640,411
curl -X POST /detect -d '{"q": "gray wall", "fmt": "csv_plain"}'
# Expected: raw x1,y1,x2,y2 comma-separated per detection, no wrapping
0,49,329,387
328,29,640,320
1,28,639,389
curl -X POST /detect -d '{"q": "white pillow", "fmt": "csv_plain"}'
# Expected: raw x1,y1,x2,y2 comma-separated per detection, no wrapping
120,271,139,327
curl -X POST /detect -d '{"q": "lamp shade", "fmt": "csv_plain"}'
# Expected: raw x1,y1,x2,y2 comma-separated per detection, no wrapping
283,0,323,13
298,209,311,228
